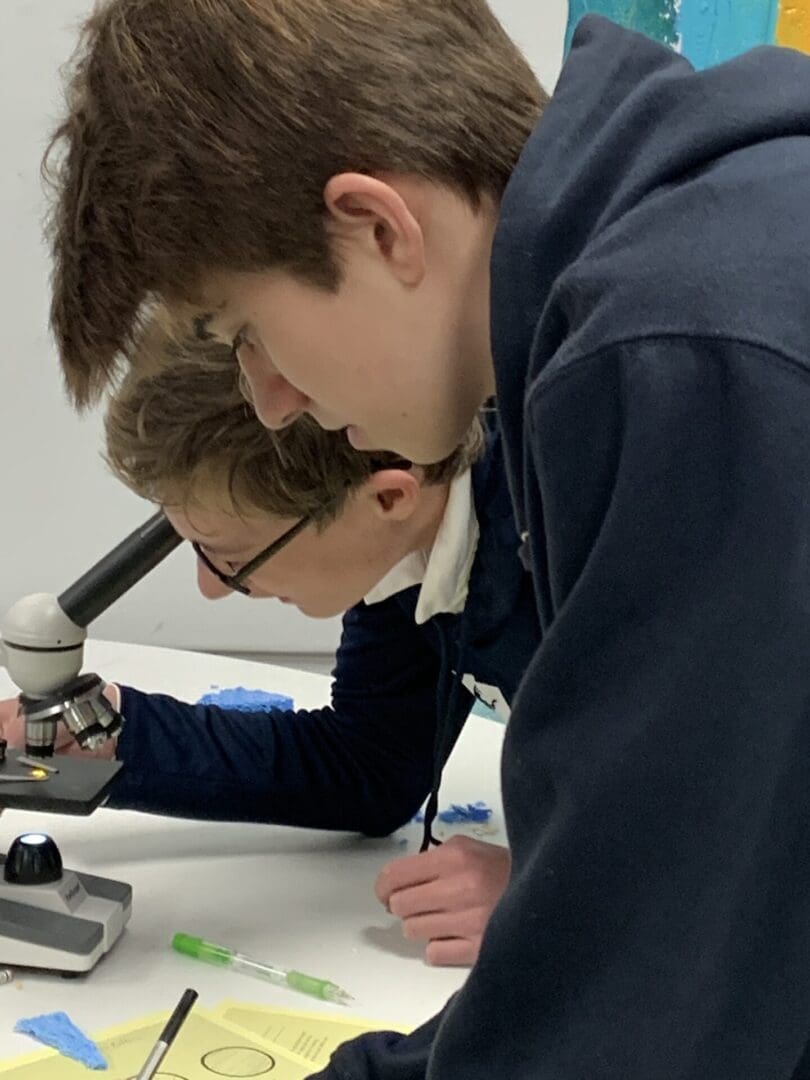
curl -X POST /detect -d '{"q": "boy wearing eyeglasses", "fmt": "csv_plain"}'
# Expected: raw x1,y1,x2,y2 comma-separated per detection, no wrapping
0,332,538,969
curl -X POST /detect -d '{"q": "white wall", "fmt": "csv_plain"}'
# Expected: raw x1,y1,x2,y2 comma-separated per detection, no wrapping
0,1,566,654
491,0,567,93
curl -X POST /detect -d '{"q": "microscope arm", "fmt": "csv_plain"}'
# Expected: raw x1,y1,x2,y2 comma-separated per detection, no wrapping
1,511,181,754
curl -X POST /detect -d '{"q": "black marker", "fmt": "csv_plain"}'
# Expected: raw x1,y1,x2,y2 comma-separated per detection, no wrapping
135,988,198,1080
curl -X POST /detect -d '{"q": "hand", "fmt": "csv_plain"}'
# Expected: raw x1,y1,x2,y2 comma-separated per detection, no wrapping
0,686,120,760
374,835,511,967
0,696,20,741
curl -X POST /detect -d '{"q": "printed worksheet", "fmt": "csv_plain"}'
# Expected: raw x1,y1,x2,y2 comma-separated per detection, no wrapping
215,1002,409,1069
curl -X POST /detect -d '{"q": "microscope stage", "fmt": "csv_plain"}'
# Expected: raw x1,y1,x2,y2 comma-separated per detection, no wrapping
0,753,122,815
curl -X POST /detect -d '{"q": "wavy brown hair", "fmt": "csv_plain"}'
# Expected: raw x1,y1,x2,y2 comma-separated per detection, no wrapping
104,330,483,523
45,0,545,406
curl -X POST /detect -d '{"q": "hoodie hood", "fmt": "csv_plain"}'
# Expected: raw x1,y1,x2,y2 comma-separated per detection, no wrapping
492,14,810,531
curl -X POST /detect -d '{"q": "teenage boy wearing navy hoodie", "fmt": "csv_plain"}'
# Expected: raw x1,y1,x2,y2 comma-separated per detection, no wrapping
46,3,810,1077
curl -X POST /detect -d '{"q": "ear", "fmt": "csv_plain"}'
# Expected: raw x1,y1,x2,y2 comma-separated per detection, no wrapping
364,469,423,522
323,173,426,286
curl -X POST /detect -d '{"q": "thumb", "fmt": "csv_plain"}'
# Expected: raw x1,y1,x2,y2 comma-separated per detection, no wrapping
0,697,25,745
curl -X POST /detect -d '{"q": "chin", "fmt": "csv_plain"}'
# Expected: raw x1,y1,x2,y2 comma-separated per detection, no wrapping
297,603,338,619
409,438,463,467
369,423,462,465
345,425,376,451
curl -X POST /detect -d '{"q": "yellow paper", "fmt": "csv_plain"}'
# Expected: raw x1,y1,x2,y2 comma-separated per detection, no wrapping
0,1007,313,1079
215,1001,410,1069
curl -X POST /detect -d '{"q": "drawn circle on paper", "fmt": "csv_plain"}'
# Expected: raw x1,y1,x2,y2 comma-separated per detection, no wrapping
201,1046,276,1076
125,1073,187,1079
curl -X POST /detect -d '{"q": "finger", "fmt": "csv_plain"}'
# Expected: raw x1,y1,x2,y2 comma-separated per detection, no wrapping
425,937,480,967
374,849,444,905
0,706,26,746
0,696,20,725
375,838,492,906
402,908,486,943
387,874,478,920
54,728,79,752
103,683,121,711
390,855,498,915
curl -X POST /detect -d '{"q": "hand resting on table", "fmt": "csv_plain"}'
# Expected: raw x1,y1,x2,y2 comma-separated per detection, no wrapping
375,834,511,966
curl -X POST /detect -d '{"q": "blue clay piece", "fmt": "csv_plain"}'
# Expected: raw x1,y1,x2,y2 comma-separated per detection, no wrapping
197,686,294,711
436,801,493,824
15,1011,107,1069
411,801,493,826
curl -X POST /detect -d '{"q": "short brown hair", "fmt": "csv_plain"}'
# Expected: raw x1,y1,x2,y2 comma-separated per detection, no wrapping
104,330,483,521
46,0,545,407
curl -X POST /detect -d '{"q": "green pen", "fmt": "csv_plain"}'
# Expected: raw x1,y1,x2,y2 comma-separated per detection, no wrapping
171,932,354,1005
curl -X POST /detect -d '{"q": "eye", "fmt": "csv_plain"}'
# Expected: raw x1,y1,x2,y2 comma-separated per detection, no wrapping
210,549,244,574
198,542,242,576
233,327,269,369
232,327,250,358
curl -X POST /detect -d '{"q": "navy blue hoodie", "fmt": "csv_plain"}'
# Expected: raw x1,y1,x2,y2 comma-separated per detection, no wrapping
107,426,538,837
318,15,810,1080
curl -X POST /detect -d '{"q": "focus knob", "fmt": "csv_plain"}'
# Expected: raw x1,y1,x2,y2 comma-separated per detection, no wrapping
4,833,63,885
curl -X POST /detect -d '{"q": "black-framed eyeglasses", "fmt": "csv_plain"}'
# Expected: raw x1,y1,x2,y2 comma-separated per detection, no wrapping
191,453,411,596
192,515,312,596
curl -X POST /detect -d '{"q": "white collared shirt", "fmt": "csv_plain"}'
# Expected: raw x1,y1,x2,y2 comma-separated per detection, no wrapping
364,470,511,722
363,470,480,624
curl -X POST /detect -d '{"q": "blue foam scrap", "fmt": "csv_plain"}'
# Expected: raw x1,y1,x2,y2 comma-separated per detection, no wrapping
15,1011,107,1069
197,685,294,711
410,801,493,825
437,801,493,824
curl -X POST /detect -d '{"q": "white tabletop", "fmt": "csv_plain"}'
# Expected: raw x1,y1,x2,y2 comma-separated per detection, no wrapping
0,640,505,1059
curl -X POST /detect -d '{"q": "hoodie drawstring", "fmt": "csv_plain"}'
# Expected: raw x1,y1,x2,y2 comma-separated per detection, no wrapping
420,615,473,853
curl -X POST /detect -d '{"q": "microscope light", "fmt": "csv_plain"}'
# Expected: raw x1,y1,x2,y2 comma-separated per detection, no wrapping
4,832,63,886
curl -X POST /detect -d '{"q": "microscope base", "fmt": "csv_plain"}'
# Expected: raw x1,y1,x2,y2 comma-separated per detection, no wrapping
0,864,131,974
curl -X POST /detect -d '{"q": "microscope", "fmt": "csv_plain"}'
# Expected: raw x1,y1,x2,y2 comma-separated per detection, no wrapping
0,511,181,974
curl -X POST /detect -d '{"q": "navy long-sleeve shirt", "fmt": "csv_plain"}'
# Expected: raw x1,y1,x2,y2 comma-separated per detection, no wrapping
320,16,810,1080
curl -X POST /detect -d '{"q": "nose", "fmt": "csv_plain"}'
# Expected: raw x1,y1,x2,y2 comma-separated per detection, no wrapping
196,560,231,600
251,372,310,429
237,346,309,430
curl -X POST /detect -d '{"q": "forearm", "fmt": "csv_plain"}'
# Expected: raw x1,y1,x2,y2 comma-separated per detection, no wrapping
109,687,432,834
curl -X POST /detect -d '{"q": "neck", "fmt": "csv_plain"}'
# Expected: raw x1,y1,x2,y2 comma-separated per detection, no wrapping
458,196,498,401
409,479,452,558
